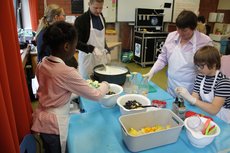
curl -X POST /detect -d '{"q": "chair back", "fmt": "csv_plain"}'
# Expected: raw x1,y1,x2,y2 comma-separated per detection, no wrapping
20,134,36,153
221,55,230,78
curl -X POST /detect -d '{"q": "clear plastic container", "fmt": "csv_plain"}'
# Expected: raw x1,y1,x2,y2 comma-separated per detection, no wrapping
187,116,204,132
138,75,149,96
131,72,138,94
123,74,132,94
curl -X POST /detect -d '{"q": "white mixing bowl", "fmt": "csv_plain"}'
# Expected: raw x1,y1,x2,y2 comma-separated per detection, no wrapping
117,94,151,115
100,84,123,108
184,116,221,148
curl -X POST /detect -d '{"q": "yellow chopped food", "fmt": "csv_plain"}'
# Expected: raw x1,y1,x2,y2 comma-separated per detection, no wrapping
129,128,140,136
128,124,171,136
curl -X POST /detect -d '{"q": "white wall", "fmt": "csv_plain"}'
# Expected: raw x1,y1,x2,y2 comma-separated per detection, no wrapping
21,0,32,29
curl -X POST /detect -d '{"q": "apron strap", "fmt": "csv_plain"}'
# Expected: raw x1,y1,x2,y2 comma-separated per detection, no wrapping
47,101,70,153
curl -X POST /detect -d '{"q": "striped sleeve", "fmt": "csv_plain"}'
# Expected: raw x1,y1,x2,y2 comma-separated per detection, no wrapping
215,74,230,109
215,78,230,97
193,74,204,93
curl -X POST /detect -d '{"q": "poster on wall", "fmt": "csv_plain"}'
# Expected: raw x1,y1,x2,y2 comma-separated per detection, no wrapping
173,0,200,22
71,0,84,14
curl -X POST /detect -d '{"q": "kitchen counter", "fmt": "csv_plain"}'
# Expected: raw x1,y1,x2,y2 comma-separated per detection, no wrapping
67,75,230,153
107,41,122,49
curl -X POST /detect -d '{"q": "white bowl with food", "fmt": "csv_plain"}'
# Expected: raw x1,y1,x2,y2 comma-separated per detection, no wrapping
117,94,151,115
100,84,123,108
184,116,221,148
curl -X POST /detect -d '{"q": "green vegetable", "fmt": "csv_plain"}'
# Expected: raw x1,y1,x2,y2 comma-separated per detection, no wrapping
87,80,100,88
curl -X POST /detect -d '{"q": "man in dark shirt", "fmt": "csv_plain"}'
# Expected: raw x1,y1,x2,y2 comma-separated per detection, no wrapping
74,0,111,79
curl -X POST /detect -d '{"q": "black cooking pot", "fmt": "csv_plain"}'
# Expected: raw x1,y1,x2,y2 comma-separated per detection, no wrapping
93,64,129,85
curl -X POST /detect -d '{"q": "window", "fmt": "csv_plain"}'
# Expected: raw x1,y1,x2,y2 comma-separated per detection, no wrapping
13,0,32,29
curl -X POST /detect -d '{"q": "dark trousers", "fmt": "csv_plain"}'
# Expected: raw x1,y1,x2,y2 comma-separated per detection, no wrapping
40,133,61,153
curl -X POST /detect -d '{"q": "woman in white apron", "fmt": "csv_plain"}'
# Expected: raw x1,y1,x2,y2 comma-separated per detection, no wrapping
176,46,230,123
167,36,197,97
75,0,110,79
144,10,213,97
31,21,109,153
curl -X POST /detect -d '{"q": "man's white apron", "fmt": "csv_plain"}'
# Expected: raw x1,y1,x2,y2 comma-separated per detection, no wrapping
78,15,106,79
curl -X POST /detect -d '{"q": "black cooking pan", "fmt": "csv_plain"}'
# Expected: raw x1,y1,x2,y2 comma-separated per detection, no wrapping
93,64,129,85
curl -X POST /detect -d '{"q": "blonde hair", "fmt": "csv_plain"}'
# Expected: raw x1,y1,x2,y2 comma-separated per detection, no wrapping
35,4,64,39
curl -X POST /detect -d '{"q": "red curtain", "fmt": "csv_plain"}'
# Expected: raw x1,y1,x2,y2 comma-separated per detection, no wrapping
29,0,39,31
0,1,33,153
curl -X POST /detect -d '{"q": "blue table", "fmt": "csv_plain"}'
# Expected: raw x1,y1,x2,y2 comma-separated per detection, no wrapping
67,82,230,153
79,80,173,114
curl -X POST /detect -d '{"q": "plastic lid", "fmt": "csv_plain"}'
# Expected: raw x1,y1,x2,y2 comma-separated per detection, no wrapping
187,116,202,129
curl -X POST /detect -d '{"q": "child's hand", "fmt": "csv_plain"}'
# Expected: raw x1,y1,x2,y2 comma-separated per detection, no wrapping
175,87,196,105
87,80,100,88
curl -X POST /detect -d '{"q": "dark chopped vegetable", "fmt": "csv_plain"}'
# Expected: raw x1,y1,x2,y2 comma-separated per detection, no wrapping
106,91,116,95
123,100,142,109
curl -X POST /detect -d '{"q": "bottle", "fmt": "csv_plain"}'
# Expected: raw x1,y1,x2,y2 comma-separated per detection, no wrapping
177,98,186,120
138,75,149,96
172,97,180,115
172,97,186,120
131,72,138,94
123,74,132,94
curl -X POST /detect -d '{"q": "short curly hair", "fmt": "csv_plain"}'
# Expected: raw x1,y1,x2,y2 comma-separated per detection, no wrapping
43,21,78,52
176,10,197,30
198,16,205,23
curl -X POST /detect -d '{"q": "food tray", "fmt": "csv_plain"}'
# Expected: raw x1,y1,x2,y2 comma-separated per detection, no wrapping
119,109,184,152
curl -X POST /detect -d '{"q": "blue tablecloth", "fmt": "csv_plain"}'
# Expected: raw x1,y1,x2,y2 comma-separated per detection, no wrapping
79,80,172,114
67,81,230,153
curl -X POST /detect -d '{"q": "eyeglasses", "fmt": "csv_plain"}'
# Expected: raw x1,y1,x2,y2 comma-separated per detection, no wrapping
195,64,206,69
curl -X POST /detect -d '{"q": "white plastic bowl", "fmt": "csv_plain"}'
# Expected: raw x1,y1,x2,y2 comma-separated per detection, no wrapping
117,94,151,115
184,116,221,148
100,84,123,108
